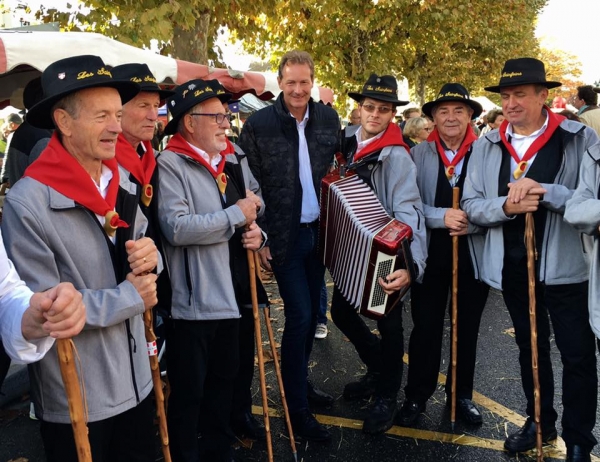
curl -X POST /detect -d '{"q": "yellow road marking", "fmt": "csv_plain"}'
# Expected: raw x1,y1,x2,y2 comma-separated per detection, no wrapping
252,405,581,459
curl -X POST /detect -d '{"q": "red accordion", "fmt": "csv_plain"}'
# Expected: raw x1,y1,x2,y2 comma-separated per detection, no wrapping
319,170,414,319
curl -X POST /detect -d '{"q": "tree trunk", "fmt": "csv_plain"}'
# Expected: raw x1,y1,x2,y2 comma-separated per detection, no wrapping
172,11,210,64
415,75,426,108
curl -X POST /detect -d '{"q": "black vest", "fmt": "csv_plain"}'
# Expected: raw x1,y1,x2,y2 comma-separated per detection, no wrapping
221,160,268,309
127,149,172,313
498,128,566,265
427,151,473,273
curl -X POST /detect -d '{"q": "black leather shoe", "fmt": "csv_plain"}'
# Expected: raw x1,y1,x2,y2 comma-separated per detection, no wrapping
397,399,426,426
363,395,398,435
454,398,483,425
290,409,331,442
307,380,334,406
343,371,380,401
504,419,558,453
231,410,266,441
566,444,592,462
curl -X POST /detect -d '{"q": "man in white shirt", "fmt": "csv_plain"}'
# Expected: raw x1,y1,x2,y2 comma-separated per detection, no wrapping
0,230,85,366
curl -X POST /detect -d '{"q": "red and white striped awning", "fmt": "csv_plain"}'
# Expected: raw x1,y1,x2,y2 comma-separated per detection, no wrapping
0,30,334,108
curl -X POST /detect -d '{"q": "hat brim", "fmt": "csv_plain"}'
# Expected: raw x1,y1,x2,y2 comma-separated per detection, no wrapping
134,83,176,102
348,91,409,106
26,81,140,129
422,98,483,120
484,80,562,93
164,93,232,136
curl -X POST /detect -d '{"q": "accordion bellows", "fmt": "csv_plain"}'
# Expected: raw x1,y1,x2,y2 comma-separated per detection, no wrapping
319,171,414,319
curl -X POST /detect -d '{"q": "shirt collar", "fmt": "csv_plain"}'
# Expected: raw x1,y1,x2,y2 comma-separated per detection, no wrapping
291,105,310,127
186,140,222,170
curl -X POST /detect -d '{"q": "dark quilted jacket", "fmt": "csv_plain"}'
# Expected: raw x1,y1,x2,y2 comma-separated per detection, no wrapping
239,94,340,265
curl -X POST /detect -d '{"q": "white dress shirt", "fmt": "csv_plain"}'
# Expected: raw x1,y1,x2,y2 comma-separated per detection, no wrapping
0,230,53,363
506,111,549,182
93,164,117,244
295,107,320,223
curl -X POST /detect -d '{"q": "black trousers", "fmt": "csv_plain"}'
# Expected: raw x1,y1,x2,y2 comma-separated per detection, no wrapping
331,286,404,398
502,261,597,449
167,318,240,462
232,306,255,418
404,265,489,404
40,395,155,462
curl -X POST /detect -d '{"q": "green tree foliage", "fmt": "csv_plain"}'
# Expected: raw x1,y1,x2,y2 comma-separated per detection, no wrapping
36,0,559,107
240,0,547,105
35,0,275,64
539,47,584,101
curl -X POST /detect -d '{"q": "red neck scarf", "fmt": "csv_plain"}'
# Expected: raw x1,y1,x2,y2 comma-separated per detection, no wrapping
24,132,128,236
115,135,156,206
166,133,234,194
499,107,565,179
353,123,410,162
428,126,478,180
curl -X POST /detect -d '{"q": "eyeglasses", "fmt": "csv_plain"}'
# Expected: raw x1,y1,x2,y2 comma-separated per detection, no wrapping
189,113,233,124
361,104,394,114
422,126,434,132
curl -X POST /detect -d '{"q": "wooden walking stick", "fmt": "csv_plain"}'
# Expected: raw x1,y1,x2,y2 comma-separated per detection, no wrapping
262,306,298,462
143,310,172,462
56,338,92,462
525,212,543,461
247,248,274,462
450,187,459,432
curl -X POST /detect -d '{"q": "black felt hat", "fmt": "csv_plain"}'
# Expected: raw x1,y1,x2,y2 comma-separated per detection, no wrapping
111,63,175,101
26,55,140,129
485,57,562,93
164,79,232,135
422,83,483,119
348,74,409,106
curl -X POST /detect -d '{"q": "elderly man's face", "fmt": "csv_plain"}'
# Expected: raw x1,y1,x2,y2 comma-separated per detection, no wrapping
184,97,231,156
432,102,472,141
359,97,395,139
59,87,123,164
500,85,548,132
121,91,161,146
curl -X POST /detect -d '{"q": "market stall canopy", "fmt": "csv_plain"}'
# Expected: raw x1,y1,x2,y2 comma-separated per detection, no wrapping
0,30,334,108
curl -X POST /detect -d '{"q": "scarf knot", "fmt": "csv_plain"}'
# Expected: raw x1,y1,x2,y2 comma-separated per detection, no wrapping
24,133,128,237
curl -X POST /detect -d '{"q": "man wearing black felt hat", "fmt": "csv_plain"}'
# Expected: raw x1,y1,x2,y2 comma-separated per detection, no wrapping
2,54,161,461
157,78,265,462
463,57,599,462
329,73,427,435
398,83,490,428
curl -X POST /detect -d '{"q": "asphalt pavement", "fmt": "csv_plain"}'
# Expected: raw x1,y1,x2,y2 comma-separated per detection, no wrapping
1,273,599,462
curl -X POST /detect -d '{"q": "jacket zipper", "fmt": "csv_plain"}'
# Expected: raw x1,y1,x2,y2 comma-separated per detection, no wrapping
541,144,568,282
183,248,193,305
125,319,140,404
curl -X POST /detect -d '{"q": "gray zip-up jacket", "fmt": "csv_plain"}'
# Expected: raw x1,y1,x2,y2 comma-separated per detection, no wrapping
411,140,485,256
564,144,600,337
344,125,427,280
462,119,598,290
157,144,264,321
1,175,152,424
